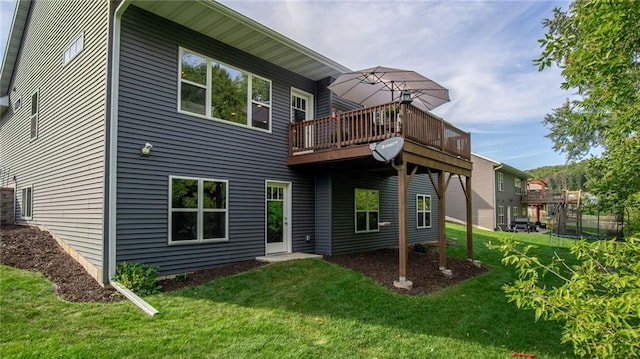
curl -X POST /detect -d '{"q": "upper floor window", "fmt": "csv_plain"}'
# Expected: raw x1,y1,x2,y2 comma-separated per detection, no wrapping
13,95,21,112
514,178,522,195
497,172,504,192
63,33,84,65
30,91,39,140
178,48,272,132
355,188,379,233
169,176,228,244
416,194,432,229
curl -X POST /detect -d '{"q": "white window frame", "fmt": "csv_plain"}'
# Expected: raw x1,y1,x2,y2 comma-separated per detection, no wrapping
21,185,33,219
354,188,379,233
177,47,272,133
497,172,504,192
30,90,39,140
513,207,519,219
63,32,84,65
13,95,21,112
290,88,314,122
497,206,504,225
416,194,432,229
514,178,522,195
168,176,229,244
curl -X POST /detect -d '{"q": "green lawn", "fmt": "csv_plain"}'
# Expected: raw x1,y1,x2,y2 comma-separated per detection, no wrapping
0,224,577,358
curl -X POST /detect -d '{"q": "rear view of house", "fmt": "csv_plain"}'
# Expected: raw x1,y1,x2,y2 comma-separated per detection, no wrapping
1,0,473,288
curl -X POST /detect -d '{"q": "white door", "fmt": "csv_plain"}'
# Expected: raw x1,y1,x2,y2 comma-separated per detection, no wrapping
291,89,314,148
266,181,291,255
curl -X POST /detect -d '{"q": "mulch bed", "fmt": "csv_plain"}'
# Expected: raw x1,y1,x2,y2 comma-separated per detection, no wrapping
0,225,488,302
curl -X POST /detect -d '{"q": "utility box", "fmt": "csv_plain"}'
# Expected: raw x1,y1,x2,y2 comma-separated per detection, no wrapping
0,187,15,226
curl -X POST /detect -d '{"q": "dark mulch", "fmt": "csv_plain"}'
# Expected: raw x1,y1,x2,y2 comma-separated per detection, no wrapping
0,225,488,302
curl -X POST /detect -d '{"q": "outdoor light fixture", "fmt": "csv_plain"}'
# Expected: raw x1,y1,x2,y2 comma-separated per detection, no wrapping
399,90,413,104
140,143,153,156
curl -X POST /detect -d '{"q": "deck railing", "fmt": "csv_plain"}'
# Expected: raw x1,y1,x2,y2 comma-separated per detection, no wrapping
289,102,470,160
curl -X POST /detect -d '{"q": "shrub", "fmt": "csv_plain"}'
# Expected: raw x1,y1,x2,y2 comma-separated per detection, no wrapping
489,237,640,358
113,262,160,296
413,243,428,253
175,273,187,283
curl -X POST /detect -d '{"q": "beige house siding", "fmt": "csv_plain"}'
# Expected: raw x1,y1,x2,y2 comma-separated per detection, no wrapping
0,1,110,278
446,153,497,230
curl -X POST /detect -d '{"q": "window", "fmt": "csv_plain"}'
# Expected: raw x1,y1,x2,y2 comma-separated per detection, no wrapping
497,172,504,192
30,91,38,140
169,176,228,243
13,96,21,112
355,188,379,233
514,178,522,195
178,48,272,131
497,206,504,224
416,194,432,228
63,33,84,65
21,186,33,219
513,207,519,219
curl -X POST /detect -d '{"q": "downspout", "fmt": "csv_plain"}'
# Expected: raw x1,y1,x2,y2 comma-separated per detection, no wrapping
493,164,503,230
107,0,158,316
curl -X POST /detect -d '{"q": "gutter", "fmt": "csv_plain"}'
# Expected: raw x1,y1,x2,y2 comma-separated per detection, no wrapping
110,281,159,316
492,164,504,229
107,0,158,317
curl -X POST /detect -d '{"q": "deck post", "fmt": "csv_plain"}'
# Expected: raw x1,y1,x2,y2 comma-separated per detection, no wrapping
466,175,473,260
394,161,412,290
438,170,447,270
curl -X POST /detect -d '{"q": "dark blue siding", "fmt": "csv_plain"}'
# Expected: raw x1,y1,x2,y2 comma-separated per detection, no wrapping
314,173,332,255
329,170,439,256
116,6,318,274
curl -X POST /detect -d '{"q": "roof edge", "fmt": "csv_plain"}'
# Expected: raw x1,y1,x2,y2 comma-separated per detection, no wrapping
198,0,351,75
0,0,31,96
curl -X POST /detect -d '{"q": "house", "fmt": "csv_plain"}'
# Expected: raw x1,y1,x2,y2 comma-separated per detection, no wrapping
446,153,529,231
0,0,473,288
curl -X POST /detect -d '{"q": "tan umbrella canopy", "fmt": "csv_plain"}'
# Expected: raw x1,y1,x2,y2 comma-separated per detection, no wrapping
327,66,450,110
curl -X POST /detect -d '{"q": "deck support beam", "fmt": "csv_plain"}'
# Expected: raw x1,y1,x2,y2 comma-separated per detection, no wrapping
466,175,473,260
394,161,413,290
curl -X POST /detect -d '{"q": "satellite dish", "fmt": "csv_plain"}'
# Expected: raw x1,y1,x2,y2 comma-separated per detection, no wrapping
369,137,404,162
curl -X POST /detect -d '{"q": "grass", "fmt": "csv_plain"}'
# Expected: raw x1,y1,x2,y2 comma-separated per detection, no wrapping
0,224,577,358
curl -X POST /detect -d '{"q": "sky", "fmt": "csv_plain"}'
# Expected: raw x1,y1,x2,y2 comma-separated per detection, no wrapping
0,0,574,171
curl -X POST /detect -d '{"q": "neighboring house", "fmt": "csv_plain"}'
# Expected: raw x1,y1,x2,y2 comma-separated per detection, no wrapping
446,153,529,231
0,0,473,286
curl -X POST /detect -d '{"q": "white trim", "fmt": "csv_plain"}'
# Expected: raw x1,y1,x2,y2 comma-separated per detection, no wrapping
20,184,33,220
264,180,292,255
290,87,314,122
109,0,131,280
177,47,273,133
63,32,84,66
354,188,380,233
416,194,432,229
29,89,39,140
11,95,20,111
168,175,229,244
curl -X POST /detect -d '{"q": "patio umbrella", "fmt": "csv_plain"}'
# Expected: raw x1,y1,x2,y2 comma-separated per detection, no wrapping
327,66,450,110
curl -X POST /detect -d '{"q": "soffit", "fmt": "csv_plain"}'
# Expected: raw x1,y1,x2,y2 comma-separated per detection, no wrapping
131,0,350,81
0,0,31,97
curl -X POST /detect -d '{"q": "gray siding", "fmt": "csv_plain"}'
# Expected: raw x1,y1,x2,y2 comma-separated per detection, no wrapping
496,169,527,224
116,6,319,274
314,172,332,255
330,170,439,256
0,1,109,269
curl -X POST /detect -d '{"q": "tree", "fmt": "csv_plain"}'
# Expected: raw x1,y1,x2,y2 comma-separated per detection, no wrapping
536,0,640,228
492,2,640,358
490,237,640,358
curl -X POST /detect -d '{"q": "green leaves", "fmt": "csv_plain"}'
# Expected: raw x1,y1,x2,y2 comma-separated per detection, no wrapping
537,0,640,221
489,237,640,358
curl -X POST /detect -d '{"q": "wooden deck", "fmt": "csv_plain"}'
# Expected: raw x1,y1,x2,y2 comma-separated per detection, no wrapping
287,102,471,175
